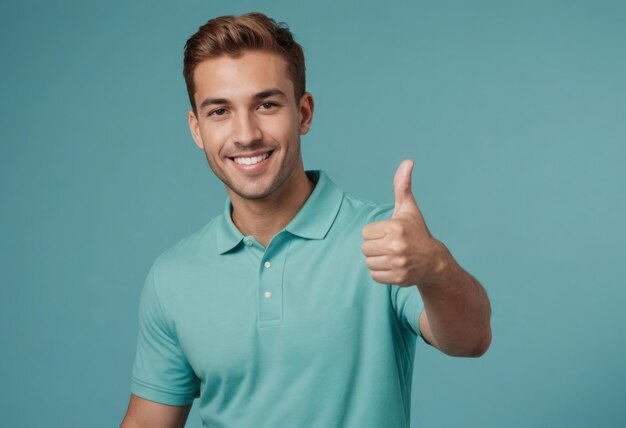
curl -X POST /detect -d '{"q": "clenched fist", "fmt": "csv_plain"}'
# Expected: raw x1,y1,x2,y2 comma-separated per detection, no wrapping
362,160,446,287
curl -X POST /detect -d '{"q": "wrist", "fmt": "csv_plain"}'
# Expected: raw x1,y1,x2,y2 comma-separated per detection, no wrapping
419,239,454,287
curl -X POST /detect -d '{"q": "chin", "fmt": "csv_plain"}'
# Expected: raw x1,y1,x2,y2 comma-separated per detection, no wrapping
229,181,277,200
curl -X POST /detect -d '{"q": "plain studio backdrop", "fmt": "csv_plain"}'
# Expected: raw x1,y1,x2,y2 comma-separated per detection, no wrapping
2,1,625,427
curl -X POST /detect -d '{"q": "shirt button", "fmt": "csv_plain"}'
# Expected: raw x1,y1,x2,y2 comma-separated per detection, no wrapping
264,261,271,269
264,291,272,299
245,240,253,246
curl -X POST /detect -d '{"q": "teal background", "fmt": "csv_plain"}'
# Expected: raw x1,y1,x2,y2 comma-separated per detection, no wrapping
2,0,625,427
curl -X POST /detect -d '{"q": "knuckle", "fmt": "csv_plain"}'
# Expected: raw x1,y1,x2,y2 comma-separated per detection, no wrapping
389,240,408,254
395,256,408,268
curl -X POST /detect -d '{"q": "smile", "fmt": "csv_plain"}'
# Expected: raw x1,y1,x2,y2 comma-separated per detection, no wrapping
232,151,272,165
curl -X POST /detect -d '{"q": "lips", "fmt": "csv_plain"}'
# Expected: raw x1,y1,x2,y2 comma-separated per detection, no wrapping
230,150,273,165
228,150,274,173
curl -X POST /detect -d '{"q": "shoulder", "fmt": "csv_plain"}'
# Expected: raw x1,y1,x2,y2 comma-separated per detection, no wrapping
325,188,395,241
340,190,395,224
153,215,221,273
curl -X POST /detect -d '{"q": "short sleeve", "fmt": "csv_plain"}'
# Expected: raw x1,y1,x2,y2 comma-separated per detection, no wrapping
130,262,200,405
390,285,424,337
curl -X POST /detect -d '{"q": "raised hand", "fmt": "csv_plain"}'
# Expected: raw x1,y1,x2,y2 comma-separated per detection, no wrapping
361,160,445,287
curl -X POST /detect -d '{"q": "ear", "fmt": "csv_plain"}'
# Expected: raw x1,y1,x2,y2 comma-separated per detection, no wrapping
298,92,314,135
188,109,204,149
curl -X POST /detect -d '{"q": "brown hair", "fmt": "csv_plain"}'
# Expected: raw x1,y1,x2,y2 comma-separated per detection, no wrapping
183,12,306,116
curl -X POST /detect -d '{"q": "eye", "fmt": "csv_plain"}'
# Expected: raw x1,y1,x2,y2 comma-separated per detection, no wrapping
207,108,227,117
259,102,278,110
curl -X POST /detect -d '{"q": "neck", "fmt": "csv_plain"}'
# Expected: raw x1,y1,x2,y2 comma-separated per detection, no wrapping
228,169,315,248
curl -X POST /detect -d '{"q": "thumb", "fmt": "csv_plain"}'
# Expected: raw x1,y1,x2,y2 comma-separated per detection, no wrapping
392,159,419,218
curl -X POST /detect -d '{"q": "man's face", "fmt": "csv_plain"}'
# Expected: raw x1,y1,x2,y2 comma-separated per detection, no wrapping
188,50,313,200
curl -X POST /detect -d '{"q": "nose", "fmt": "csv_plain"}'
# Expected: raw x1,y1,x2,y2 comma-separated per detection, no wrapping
231,110,262,147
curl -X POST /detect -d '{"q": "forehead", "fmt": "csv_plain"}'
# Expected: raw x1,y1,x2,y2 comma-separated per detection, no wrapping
193,51,294,102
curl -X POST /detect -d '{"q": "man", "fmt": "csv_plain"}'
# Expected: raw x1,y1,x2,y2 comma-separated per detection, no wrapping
121,12,491,428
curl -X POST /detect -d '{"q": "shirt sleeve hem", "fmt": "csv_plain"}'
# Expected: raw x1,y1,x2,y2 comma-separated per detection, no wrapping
130,378,198,406
413,296,424,338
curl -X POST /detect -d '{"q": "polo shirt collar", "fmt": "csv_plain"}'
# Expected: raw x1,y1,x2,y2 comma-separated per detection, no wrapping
216,170,344,254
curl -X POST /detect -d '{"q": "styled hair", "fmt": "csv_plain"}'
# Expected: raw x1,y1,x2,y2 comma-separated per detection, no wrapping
183,12,306,116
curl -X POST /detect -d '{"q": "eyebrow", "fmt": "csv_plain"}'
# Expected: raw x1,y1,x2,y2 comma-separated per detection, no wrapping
198,88,288,111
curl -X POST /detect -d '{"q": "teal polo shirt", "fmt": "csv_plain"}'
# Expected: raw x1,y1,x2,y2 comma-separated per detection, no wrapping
131,169,426,428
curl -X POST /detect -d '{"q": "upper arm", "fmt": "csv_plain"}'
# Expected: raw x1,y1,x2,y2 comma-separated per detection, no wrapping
418,308,439,349
389,286,437,348
131,262,200,404
120,394,192,428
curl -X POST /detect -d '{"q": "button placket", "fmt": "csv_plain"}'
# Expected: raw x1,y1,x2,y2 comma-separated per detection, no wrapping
257,235,288,326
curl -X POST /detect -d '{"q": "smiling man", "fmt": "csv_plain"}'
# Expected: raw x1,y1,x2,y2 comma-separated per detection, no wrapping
121,12,491,428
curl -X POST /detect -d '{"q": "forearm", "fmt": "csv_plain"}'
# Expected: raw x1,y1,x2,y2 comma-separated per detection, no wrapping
120,395,191,428
121,414,188,428
418,241,492,357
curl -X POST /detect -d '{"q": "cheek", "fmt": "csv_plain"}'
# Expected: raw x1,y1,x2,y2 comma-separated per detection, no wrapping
199,125,229,154
263,115,300,143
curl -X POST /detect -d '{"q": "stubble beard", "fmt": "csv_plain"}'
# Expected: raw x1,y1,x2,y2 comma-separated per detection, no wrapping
207,140,302,201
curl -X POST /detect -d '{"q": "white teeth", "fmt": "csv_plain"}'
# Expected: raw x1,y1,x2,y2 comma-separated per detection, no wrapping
233,152,270,165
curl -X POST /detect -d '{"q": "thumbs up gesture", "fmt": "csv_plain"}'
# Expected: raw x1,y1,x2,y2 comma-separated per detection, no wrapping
362,160,445,287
